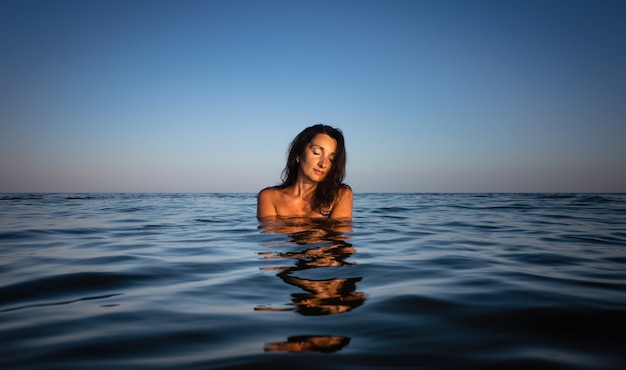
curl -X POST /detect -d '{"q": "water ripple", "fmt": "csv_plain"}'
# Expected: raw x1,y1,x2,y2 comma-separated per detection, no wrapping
0,193,624,369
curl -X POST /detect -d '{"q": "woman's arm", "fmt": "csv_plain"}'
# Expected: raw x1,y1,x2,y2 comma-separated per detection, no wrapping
330,185,353,220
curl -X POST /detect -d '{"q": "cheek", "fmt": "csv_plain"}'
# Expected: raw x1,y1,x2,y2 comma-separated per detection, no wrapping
302,152,315,164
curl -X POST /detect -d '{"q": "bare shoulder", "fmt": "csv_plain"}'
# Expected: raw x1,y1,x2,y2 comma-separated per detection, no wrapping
337,184,353,200
335,184,354,203
330,184,353,219
258,186,279,199
257,187,280,219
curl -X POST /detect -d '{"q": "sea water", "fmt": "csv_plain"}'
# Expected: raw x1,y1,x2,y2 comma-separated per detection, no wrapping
0,193,624,369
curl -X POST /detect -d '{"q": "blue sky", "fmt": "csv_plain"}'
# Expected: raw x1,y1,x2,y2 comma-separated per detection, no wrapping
1,0,625,192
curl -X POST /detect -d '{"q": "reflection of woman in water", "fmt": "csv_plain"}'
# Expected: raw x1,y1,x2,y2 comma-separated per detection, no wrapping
265,335,350,353
257,124,353,220
256,217,365,353
256,219,366,316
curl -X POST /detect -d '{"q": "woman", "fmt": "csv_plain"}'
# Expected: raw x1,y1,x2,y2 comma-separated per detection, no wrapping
257,124,353,220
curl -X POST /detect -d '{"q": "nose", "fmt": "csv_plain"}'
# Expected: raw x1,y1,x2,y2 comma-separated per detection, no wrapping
318,156,329,168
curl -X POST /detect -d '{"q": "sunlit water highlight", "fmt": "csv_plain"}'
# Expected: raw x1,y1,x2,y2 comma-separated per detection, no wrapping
1,193,625,369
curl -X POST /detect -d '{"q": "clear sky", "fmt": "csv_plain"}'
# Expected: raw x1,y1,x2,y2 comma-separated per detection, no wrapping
1,0,625,193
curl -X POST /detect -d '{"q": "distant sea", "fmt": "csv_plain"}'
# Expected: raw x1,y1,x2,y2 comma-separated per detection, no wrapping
1,193,625,369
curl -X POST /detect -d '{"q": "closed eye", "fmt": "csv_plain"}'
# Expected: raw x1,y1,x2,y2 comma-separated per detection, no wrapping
310,145,322,155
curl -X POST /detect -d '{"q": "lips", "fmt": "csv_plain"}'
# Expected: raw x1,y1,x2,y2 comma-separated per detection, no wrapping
313,169,325,176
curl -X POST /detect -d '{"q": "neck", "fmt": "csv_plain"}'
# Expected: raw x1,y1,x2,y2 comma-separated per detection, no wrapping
292,179,317,200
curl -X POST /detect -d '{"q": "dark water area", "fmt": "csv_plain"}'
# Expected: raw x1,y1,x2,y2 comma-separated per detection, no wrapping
1,193,625,369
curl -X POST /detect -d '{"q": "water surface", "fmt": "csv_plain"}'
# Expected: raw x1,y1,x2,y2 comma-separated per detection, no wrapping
1,193,625,369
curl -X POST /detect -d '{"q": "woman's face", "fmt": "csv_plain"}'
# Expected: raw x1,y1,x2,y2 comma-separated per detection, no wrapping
298,133,337,183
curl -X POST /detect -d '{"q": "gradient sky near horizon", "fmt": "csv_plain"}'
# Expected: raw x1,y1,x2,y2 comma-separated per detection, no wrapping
1,0,625,193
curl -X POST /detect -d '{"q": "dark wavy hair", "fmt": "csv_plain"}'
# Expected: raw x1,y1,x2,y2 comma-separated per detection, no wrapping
278,124,348,214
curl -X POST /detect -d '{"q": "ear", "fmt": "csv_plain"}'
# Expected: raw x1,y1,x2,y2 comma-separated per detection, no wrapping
296,156,300,163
